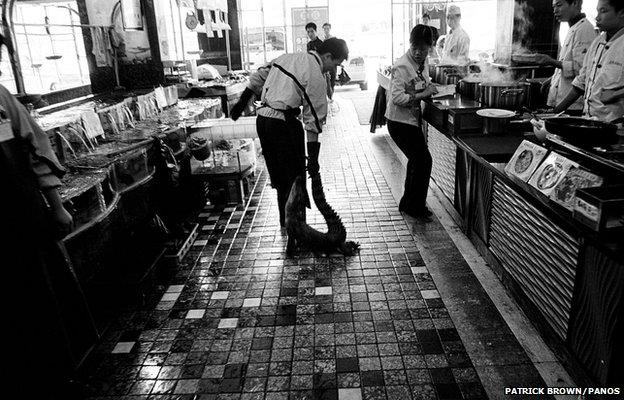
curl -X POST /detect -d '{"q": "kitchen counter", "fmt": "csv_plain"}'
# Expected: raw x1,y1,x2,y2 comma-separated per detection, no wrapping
422,105,624,387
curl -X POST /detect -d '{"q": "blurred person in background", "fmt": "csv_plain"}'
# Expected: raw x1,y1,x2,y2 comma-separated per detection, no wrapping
534,0,597,111
441,5,470,64
323,23,337,99
322,22,333,40
306,22,323,52
385,25,438,220
422,13,440,57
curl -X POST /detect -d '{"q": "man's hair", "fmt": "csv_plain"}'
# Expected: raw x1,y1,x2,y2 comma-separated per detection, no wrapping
322,22,331,28
422,13,430,19
317,37,349,60
605,0,624,12
305,22,317,31
561,0,583,6
410,24,434,47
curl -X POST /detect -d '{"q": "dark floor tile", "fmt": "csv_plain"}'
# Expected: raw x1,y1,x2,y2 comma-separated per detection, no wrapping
435,383,463,400
458,382,488,399
182,364,205,379
312,388,338,400
420,341,444,355
224,363,247,378
336,358,359,373
220,377,244,393
313,373,337,389
430,368,455,384
252,337,273,350
361,370,384,387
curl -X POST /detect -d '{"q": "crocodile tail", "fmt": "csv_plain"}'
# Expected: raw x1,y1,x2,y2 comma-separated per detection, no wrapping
310,171,346,242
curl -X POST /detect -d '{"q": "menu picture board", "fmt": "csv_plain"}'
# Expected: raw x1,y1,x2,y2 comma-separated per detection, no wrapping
550,167,604,211
528,152,578,197
504,140,549,182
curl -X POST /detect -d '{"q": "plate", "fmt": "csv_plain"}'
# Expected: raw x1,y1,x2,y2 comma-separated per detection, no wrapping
476,109,516,118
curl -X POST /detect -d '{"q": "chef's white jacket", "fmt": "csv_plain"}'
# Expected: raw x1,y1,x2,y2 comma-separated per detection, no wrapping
442,25,470,64
247,51,327,134
547,17,597,109
572,28,624,122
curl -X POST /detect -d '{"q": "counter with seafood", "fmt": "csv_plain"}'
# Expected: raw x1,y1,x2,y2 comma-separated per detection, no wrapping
36,86,222,287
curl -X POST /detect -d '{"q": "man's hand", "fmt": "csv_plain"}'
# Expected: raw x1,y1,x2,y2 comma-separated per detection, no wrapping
533,54,556,66
230,88,255,121
307,141,321,177
422,84,438,98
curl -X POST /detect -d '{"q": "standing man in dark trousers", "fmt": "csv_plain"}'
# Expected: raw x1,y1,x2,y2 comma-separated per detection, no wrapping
231,38,349,227
385,25,438,220
306,22,324,52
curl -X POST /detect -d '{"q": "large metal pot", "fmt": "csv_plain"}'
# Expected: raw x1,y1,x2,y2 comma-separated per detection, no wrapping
457,78,482,101
477,109,515,135
434,65,468,84
479,82,529,110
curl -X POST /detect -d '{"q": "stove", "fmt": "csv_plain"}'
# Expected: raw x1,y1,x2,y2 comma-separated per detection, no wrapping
423,95,482,135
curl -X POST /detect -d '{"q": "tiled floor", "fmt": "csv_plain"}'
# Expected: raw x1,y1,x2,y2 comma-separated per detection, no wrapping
77,94,550,399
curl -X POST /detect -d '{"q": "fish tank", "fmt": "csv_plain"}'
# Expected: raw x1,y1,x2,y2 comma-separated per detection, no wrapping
190,138,257,176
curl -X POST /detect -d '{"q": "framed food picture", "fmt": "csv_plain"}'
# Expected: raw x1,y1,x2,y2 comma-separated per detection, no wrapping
504,140,548,182
550,167,603,211
528,152,578,196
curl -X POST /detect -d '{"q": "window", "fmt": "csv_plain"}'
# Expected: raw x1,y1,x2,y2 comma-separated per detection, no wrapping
10,0,90,94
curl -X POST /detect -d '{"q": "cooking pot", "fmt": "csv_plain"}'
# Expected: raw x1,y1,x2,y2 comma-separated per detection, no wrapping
457,78,482,101
434,65,468,84
476,109,516,135
544,117,618,147
479,82,529,110
445,73,462,85
525,78,548,110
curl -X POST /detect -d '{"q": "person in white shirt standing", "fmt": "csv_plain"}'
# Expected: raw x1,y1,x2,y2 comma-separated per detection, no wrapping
534,0,597,111
385,25,438,220
230,38,348,227
441,5,470,64
555,0,624,122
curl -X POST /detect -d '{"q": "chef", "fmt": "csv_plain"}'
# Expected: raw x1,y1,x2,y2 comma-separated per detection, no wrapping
534,0,597,111
554,0,624,122
441,5,470,64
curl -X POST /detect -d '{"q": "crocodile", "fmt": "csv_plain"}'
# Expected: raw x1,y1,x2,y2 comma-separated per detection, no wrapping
285,173,360,256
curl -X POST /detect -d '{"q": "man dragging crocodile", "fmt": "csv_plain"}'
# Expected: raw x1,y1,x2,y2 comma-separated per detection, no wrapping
230,38,348,230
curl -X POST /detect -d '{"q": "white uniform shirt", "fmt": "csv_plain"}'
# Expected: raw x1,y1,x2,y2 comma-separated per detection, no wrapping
547,17,597,109
385,52,431,127
442,25,470,64
247,51,327,134
572,28,624,122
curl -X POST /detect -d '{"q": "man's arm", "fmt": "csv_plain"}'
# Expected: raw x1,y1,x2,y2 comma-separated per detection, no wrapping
600,86,624,104
231,63,271,120
553,86,584,113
